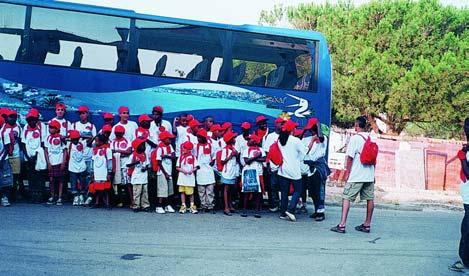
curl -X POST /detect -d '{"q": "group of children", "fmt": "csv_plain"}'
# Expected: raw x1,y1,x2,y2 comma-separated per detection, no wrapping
0,103,329,221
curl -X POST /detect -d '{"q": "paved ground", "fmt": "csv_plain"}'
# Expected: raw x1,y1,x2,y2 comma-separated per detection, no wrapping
0,203,464,276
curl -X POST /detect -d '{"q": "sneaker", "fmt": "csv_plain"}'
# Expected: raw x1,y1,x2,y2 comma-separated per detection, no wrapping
279,214,288,220
179,205,187,214
78,195,85,206
285,211,296,222
116,202,123,208
315,213,325,222
190,204,198,214
72,196,79,206
299,205,308,214
46,197,55,205
56,198,63,206
164,205,175,213
1,196,10,207
241,211,248,217
84,196,93,206
254,212,261,218
155,207,166,214
269,206,279,212
317,208,325,213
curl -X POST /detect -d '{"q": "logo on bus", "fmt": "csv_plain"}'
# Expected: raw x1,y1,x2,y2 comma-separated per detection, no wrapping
286,94,311,118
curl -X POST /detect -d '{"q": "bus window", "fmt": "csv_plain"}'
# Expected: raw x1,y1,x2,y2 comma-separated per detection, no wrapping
233,60,276,86
28,7,130,70
0,3,25,61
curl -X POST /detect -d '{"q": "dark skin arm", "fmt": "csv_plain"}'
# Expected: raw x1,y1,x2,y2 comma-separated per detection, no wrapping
461,145,469,179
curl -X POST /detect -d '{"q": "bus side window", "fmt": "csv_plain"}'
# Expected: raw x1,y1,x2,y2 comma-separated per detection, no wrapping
0,3,26,62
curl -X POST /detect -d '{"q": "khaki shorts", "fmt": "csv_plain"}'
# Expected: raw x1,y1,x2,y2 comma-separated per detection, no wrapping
8,157,21,175
178,185,194,195
157,174,174,198
342,182,374,201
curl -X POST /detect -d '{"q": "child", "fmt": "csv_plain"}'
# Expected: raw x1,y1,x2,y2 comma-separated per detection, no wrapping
100,124,113,138
110,106,138,142
68,130,87,206
2,109,23,202
49,103,70,137
72,106,96,206
110,125,132,207
0,115,13,207
220,131,239,216
173,113,189,158
152,131,176,214
210,124,224,210
91,134,112,208
44,120,67,205
196,129,216,213
240,134,266,218
21,108,47,203
102,112,114,127
127,138,150,212
176,141,199,214
235,122,251,155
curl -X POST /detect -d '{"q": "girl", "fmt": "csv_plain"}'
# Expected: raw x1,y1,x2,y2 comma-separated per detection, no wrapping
2,109,23,202
0,115,13,207
220,131,239,216
152,131,176,214
127,138,150,212
195,129,215,213
91,134,112,208
44,120,67,205
68,130,87,206
176,141,199,214
241,134,266,218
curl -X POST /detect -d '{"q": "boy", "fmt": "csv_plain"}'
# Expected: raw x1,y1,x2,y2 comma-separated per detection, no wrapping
72,105,96,205
110,125,132,207
2,109,23,202
68,130,87,206
220,131,239,216
0,115,13,206
49,103,70,137
195,129,216,213
102,112,114,127
176,141,199,214
45,120,68,205
173,113,189,158
91,134,112,208
21,108,47,203
127,138,150,212
235,122,251,155
149,106,172,141
110,106,138,142
152,131,176,214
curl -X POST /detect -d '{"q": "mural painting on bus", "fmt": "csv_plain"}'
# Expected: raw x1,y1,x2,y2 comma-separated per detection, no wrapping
0,78,314,124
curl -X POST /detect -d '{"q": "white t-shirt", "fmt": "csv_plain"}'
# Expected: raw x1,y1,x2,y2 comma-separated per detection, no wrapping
242,147,266,176
177,154,198,187
130,154,149,185
73,121,97,161
149,120,172,144
155,144,174,176
460,152,469,204
0,125,9,160
109,121,138,143
235,135,249,155
302,136,328,176
2,124,22,158
263,132,279,172
21,123,47,158
49,118,70,137
277,136,307,180
68,141,86,173
45,135,66,166
110,137,131,169
92,147,112,181
345,133,375,183
221,147,240,180
195,142,215,185
175,125,188,157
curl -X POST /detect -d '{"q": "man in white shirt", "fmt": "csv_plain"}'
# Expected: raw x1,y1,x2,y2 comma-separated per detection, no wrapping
149,106,172,145
277,120,307,222
331,116,375,234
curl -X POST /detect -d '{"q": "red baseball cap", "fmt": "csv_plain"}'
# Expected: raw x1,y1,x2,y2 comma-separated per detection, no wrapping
255,115,268,124
241,122,251,130
0,116,4,126
304,117,319,130
188,119,201,128
249,134,262,144
152,106,164,113
131,138,146,150
186,114,194,122
294,128,303,137
68,130,80,139
274,117,286,124
223,131,238,143
181,141,193,151
49,120,61,130
282,120,298,132
102,112,114,120
5,109,17,116
77,106,89,113
26,108,40,119
159,131,175,140
221,122,232,130
55,103,66,110
118,106,129,114
114,125,125,134
210,124,221,132
102,124,112,133
197,129,208,138
138,114,152,123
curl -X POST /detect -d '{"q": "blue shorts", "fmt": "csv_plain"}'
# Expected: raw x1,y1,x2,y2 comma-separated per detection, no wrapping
221,177,236,185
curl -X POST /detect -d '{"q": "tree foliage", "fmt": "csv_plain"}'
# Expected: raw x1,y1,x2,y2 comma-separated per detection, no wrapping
260,0,468,138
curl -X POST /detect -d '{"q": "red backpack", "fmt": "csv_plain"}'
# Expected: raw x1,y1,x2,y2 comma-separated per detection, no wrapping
359,135,378,165
215,149,224,171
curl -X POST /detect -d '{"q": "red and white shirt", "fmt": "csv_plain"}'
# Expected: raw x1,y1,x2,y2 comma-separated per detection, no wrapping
73,121,96,161
110,121,138,143
242,146,266,176
92,145,112,181
45,134,66,166
68,141,86,173
48,118,70,137
110,137,131,169
196,141,215,185
21,122,46,158
154,143,174,176
220,145,240,180
177,153,198,187
2,123,22,158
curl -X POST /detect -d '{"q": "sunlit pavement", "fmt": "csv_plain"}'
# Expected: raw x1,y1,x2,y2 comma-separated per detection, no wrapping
0,203,462,275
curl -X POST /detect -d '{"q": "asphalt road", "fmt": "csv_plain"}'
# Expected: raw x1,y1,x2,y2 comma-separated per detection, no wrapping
0,203,464,276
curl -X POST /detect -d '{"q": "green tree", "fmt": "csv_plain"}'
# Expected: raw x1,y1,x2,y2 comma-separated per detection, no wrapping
260,0,468,138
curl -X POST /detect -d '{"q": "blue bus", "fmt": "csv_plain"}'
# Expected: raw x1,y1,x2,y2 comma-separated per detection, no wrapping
0,0,332,129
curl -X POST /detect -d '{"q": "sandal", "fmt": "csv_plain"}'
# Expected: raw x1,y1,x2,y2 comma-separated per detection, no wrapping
355,224,371,233
224,210,232,216
330,225,346,234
